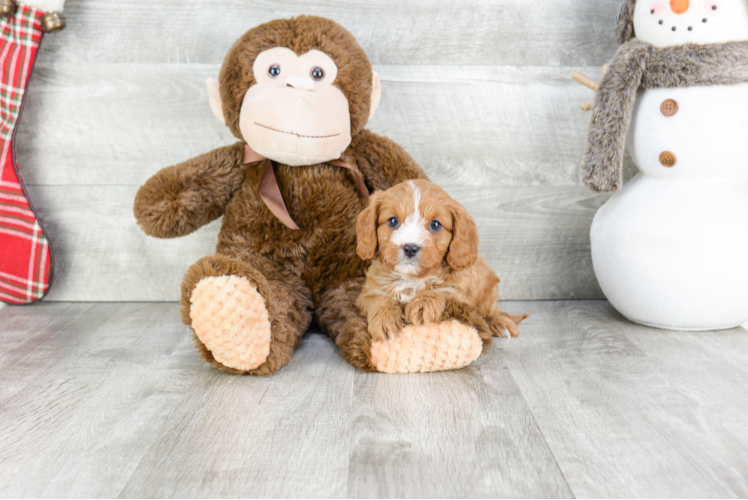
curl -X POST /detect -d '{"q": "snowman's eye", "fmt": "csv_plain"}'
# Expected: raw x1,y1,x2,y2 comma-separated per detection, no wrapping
659,19,664,25
650,9,655,13
712,5,718,10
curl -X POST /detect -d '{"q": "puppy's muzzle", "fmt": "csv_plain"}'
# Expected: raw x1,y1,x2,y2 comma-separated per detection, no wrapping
403,244,420,259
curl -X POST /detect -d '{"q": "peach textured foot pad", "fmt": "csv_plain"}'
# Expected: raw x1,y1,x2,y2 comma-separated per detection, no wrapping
370,320,483,374
190,275,272,371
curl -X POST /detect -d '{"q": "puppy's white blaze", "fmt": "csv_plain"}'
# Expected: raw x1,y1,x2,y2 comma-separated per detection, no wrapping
391,182,428,256
408,181,421,221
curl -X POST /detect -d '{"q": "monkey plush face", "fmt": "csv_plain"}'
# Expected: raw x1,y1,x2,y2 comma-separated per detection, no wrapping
239,47,352,165
207,16,381,166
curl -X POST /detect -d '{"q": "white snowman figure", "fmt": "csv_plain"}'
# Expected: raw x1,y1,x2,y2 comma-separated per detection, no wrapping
580,0,748,330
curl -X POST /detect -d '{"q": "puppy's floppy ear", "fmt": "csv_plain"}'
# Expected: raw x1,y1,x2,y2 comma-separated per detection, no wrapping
447,202,479,270
356,191,383,261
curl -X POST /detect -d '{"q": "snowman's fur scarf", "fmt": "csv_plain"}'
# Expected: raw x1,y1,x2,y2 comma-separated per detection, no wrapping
581,38,748,192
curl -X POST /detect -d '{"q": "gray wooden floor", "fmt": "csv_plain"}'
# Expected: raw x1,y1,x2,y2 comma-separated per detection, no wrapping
1,301,747,498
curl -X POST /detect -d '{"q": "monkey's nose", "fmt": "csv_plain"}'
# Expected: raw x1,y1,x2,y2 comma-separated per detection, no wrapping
403,244,420,259
285,75,315,91
670,0,689,14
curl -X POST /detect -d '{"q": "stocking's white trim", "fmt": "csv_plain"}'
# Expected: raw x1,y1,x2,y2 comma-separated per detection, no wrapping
16,0,65,13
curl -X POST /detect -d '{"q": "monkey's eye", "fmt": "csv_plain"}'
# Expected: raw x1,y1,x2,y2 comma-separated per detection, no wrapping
387,217,399,229
311,67,325,81
430,220,442,232
268,65,281,77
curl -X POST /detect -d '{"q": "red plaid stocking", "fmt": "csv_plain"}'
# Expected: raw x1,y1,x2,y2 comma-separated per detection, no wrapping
0,4,52,304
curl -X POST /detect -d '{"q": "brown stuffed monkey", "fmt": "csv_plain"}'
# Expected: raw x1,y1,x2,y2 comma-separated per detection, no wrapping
134,16,485,375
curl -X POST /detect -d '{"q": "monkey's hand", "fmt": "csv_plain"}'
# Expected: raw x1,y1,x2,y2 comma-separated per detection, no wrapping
134,143,245,238
405,291,446,326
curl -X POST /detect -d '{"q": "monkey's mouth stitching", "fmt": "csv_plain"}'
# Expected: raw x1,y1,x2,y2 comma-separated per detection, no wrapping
254,122,340,139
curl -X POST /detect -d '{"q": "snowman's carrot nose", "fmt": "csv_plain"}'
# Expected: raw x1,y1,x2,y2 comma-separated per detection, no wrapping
670,0,690,14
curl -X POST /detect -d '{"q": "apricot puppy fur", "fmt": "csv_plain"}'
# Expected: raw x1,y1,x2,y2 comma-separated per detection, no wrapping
355,179,528,343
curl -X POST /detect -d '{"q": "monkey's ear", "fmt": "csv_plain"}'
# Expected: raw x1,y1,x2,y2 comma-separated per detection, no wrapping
368,71,382,121
206,78,226,125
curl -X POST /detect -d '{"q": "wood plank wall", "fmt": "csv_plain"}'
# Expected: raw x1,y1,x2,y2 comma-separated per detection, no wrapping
16,0,633,301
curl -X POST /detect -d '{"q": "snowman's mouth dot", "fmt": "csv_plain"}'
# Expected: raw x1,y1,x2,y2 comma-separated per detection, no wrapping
688,26,693,31
703,18,708,22
659,19,664,24
672,26,677,31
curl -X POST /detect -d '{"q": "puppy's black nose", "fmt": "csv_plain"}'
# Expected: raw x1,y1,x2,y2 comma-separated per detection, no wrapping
403,244,420,259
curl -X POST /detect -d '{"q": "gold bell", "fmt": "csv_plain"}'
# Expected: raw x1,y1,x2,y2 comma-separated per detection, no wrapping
0,0,16,18
42,12,65,32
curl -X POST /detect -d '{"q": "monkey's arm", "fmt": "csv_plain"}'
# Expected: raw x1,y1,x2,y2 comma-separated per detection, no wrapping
134,142,246,238
348,130,429,191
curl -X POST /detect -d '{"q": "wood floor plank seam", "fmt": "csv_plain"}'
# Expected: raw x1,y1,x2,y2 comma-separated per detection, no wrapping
114,364,215,499
495,359,578,499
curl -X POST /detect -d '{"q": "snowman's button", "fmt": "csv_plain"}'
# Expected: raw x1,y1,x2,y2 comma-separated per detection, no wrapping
661,99,679,117
659,151,677,167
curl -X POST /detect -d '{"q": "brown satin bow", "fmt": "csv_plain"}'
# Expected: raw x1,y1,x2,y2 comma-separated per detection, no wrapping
243,144,369,230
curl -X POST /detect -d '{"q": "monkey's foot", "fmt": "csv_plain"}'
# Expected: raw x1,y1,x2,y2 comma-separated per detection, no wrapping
370,320,482,374
189,275,272,371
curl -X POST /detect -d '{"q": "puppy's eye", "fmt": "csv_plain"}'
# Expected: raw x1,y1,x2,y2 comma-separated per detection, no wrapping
430,220,442,232
268,65,281,77
311,67,324,80
387,217,399,228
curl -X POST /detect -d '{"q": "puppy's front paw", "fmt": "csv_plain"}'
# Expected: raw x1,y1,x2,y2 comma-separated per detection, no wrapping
405,292,446,326
368,307,406,342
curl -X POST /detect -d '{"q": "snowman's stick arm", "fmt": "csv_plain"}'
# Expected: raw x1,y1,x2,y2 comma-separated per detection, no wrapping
572,72,600,91
573,65,610,111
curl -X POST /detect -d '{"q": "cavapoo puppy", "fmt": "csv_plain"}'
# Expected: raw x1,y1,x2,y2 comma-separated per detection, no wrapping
356,179,528,343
